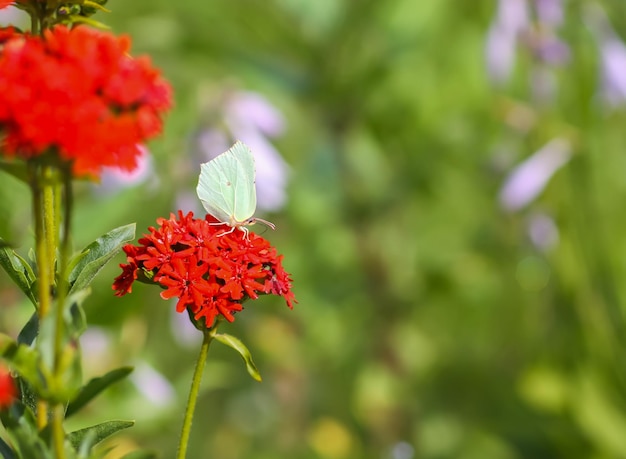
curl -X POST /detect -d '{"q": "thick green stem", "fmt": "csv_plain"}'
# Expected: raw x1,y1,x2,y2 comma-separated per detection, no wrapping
30,164,54,429
49,169,73,459
30,164,54,319
176,330,214,459
29,163,66,458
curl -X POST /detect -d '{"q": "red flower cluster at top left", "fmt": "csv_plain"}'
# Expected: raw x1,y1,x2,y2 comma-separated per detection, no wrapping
0,25,172,177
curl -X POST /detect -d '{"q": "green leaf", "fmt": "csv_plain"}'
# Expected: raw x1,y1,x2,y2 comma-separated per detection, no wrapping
0,402,52,459
17,377,38,415
67,296,88,339
0,242,37,306
0,437,16,459
17,313,38,346
76,429,97,457
68,224,135,295
0,161,28,183
0,334,48,394
213,332,262,382
66,367,133,418
37,292,90,402
67,420,134,450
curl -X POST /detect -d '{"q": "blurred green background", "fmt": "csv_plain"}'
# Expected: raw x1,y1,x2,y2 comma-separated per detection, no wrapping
5,0,626,457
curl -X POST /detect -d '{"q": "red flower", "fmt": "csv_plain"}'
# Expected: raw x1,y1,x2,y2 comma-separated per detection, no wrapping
0,367,17,409
0,1,12,9
0,27,20,44
113,211,296,328
0,25,172,177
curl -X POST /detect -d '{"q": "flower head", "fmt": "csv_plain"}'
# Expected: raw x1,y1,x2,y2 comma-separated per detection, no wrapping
113,211,295,329
0,25,172,177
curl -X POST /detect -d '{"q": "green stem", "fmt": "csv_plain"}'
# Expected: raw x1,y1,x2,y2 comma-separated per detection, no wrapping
52,405,65,458
53,168,71,376
176,330,214,459
30,163,53,319
29,163,54,429
49,168,73,459
29,163,66,458
30,11,38,35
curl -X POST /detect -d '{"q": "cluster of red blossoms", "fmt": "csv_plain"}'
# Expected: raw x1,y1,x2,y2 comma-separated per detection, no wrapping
0,25,171,177
113,211,296,328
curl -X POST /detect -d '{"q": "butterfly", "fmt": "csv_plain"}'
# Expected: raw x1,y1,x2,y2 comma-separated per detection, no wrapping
196,141,275,237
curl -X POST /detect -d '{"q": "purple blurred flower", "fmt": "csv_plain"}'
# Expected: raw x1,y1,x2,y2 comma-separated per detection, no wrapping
528,212,559,251
130,362,175,407
536,0,564,26
225,91,286,138
486,0,569,98
585,4,626,106
499,138,571,211
485,0,529,84
94,144,155,195
193,90,290,213
0,6,28,28
169,304,202,348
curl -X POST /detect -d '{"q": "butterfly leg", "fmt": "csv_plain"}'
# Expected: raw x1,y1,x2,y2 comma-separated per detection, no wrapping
216,226,237,238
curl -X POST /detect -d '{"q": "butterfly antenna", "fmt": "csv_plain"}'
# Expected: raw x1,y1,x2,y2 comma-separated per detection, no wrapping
253,217,276,230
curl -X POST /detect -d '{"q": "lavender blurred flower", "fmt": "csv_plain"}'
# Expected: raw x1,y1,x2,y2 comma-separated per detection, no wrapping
79,327,115,376
499,138,571,211
536,0,564,26
485,0,569,100
528,212,559,251
93,144,156,195
192,89,290,213
169,304,202,349
585,4,626,106
0,5,28,28
389,441,415,459
485,0,530,84
130,361,175,408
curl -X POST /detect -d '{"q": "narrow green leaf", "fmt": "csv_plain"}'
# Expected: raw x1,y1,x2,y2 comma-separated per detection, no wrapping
213,332,262,382
66,367,133,418
66,250,89,282
0,243,37,306
17,377,38,415
67,420,134,449
67,296,88,339
68,224,135,294
76,430,97,457
0,437,15,459
17,313,38,345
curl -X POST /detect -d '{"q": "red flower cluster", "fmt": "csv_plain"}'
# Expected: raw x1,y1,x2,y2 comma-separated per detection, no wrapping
0,367,17,409
0,25,171,177
113,211,296,328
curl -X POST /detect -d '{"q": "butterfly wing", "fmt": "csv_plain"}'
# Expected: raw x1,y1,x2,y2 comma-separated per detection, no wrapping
197,141,257,226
